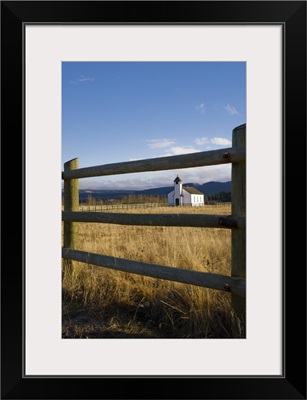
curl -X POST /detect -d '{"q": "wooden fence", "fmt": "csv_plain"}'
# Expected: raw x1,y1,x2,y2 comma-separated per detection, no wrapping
62,124,246,318
79,203,167,211
77,202,231,212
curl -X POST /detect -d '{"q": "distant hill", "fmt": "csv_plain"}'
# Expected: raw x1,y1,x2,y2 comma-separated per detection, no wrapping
138,181,231,196
137,186,173,196
195,181,231,195
78,189,138,202
74,181,231,203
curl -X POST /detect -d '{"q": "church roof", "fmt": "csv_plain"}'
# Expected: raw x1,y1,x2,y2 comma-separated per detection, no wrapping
183,186,204,195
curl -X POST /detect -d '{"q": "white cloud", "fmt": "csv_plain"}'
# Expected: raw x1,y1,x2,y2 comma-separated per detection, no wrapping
195,137,209,145
78,164,231,190
164,146,200,156
196,164,231,183
147,139,176,149
210,137,232,146
195,137,231,146
225,104,239,115
70,76,95,84
196,103,205,113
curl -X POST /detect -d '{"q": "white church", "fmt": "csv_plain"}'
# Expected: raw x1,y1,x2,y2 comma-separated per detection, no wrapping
167,176,205,206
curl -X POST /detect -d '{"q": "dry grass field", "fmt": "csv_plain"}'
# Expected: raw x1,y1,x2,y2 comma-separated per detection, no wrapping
62,204,245,338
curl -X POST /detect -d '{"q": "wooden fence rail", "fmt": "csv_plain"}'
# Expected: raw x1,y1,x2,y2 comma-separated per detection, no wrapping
62,146,245,180
62,124,246,318
62,248,246,298
79,203,168,211
62,211,246,230
78,202,231,212
79,202,231,211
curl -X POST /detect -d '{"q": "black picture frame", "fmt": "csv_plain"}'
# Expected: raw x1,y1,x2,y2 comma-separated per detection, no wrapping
1,1,306,399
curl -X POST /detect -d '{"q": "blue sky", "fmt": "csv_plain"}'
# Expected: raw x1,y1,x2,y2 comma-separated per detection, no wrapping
62,62,246,190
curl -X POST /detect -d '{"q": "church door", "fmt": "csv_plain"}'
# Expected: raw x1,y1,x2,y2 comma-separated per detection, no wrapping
175,198,180,206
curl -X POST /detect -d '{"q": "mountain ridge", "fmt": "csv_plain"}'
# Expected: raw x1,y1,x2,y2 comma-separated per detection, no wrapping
139,181,231,196
77,181,232,198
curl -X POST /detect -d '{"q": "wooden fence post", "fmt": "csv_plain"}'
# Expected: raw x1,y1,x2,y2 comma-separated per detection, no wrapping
64,158,79,272
231,124,246,323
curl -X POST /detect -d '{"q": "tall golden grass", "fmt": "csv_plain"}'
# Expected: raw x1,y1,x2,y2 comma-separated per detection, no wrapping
62,204,245,338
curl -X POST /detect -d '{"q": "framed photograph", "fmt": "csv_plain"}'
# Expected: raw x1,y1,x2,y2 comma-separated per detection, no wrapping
1,1,306,399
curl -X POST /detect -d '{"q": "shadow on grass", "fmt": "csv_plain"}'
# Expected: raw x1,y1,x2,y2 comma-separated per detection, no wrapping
62,289,245,339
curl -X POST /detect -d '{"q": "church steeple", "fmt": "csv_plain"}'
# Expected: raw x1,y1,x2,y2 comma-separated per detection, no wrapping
173,175,183,206
174,175,182,184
